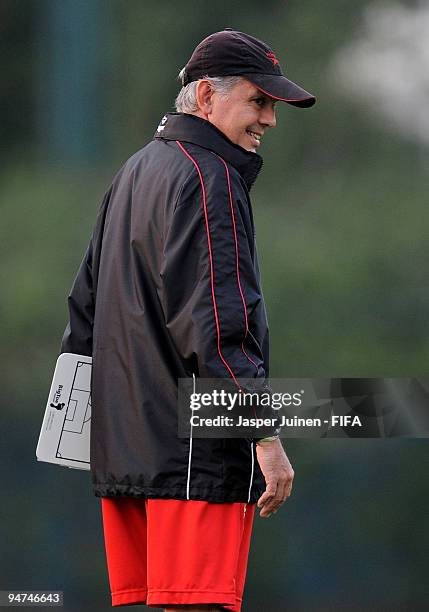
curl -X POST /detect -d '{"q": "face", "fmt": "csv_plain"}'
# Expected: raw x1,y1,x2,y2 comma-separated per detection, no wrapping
207,79,277,152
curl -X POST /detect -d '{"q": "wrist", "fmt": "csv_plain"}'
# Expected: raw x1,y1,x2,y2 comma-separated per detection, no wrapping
256,435,279,446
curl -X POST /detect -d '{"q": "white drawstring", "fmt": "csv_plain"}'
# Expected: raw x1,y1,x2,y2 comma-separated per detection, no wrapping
186,373,195,500
247,441,255,503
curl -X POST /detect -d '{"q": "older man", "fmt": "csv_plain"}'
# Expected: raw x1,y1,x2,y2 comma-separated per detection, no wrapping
61,29,315,612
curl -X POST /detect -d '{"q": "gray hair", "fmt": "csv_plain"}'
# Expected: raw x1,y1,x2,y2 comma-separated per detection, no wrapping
175,68,243,113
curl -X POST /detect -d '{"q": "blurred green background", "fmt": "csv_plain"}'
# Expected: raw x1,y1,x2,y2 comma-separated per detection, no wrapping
1,1,429,610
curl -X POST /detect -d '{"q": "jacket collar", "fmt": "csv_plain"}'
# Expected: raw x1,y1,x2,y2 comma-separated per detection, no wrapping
154,112,263,190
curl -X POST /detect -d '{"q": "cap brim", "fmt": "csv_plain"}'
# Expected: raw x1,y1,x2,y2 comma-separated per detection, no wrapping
246,73,316,108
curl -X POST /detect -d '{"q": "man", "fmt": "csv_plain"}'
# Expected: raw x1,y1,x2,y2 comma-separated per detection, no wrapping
61,29,315,611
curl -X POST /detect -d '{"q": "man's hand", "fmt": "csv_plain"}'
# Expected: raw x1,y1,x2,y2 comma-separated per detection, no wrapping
255,438,294,518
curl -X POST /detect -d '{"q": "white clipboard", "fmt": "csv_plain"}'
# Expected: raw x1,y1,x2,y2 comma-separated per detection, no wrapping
36,353,92,470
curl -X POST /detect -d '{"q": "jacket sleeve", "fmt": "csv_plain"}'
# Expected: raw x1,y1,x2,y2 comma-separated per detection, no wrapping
60,239,95,356
160,159,268,386
60,186,111,356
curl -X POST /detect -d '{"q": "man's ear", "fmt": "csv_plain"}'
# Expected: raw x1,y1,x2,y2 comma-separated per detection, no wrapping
195,80,214,117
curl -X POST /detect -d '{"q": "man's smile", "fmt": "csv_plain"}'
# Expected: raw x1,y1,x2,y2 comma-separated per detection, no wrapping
246,129,262,148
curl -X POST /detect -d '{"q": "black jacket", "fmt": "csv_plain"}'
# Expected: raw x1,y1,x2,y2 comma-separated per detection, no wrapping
61,112,270,503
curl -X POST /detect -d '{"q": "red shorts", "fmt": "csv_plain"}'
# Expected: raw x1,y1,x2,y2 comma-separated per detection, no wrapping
101,497,255,611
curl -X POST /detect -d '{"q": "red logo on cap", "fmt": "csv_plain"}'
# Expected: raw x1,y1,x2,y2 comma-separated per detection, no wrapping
266,51,279,66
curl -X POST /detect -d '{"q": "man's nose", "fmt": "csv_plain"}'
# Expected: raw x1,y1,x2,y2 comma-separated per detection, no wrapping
260,105,276,128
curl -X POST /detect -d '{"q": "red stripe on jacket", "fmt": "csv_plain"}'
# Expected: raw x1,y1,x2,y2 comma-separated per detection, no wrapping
216,155,259,372
176,140,241,387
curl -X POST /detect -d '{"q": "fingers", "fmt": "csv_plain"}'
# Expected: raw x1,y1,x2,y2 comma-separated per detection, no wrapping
255,441,295,517
257,472,294,518
257,482,277,516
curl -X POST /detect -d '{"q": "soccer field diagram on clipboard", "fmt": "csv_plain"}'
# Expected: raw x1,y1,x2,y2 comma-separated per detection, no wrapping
36,353,92,470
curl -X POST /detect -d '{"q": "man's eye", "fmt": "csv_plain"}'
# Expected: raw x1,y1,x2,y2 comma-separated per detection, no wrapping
254,98,265,107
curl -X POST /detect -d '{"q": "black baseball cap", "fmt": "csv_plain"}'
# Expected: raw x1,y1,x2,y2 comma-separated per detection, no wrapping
182,29,316,108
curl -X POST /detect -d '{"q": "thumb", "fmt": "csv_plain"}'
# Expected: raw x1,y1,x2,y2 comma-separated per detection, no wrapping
257,482,277,508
